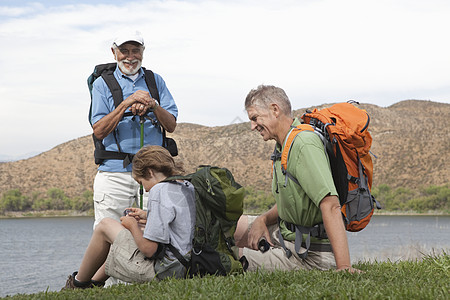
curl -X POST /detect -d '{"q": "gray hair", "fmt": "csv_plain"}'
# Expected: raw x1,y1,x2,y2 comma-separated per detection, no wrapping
244,85,292,117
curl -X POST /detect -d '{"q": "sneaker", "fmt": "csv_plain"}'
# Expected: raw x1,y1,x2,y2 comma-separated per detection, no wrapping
91,279,105,287
62,272,93,290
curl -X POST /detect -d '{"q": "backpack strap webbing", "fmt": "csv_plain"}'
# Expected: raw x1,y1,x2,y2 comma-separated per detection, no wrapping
143,68,160,102
270,147,282,193
277,218,331,259
144,243,190,277
94,146,133,162
167,243,190,270
101,70,123,109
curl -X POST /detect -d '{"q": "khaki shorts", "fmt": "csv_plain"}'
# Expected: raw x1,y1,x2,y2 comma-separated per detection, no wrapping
105,229,157,283
242,216,336,272
105,229,186,283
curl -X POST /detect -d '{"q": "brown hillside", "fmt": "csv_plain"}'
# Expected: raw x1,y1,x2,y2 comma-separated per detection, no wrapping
0,100,449,198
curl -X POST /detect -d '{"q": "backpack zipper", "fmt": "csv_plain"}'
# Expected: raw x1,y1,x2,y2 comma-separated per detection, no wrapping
206,178,215,195
360,113,370,133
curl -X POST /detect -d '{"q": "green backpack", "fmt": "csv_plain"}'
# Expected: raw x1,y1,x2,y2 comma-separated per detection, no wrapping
165,166,248,277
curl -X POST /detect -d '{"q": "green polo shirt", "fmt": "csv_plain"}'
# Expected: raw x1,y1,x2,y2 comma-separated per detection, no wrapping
272,118,338,241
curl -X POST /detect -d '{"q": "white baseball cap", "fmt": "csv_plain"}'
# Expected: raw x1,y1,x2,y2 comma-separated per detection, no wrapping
113,30,144,47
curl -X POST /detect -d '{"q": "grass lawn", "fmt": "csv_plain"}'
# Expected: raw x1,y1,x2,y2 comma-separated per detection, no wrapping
4,253,448,300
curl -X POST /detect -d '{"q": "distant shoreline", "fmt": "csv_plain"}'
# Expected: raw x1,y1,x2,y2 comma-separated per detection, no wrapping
0,210,448,219
373,210,449,216
0,210,93,219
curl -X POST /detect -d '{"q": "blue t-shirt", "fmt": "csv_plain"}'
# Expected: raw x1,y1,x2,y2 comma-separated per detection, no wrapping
91,66,178,172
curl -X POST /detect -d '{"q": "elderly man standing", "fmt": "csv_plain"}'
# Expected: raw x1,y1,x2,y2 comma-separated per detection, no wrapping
90,30,178,228
235,85,360,273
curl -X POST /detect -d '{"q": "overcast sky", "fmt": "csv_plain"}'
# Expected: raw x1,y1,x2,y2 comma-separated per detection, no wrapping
1,0,449,159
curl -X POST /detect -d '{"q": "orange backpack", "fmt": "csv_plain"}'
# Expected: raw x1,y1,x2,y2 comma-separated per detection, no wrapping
281,101,380,232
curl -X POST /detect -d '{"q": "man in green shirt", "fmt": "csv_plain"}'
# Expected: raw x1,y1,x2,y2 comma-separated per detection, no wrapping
235,85,360,273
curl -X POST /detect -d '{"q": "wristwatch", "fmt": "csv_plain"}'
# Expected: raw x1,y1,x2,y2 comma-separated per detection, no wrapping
150,100,159,112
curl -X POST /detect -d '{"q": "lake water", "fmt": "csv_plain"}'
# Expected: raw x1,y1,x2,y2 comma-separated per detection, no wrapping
0,215,449,297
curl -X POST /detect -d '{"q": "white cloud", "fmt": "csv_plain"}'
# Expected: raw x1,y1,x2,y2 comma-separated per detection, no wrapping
0,0,449,158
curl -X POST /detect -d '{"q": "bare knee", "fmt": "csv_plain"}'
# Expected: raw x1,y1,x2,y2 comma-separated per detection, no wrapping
96,217,113,228
95,218,119,237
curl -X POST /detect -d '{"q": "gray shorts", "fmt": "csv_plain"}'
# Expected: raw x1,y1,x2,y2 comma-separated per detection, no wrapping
242,216,336,272
105,229,157,283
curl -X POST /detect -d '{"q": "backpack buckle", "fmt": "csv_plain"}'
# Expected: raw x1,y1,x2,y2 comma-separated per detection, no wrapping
270,149,281,162
123,153,134,168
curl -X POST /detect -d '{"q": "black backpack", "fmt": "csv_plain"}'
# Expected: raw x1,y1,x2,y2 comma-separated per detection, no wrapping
162,166,248,277
87,63,177,166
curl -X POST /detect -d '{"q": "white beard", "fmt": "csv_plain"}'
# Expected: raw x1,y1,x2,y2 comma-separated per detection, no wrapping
118,59,142,75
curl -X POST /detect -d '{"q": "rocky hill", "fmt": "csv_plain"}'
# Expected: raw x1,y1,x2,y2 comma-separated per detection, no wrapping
0,100,449,198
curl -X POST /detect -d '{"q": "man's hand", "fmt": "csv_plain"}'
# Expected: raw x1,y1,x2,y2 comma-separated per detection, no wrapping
125,90,152,116
126,90,177,133
248,216,273,250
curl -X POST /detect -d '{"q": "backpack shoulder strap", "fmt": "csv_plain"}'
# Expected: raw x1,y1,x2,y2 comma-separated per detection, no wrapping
166,244,189,270
280,124,314,172
163,174,193,183
100,68,123,109
142,68,160,102
142,67,172,148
